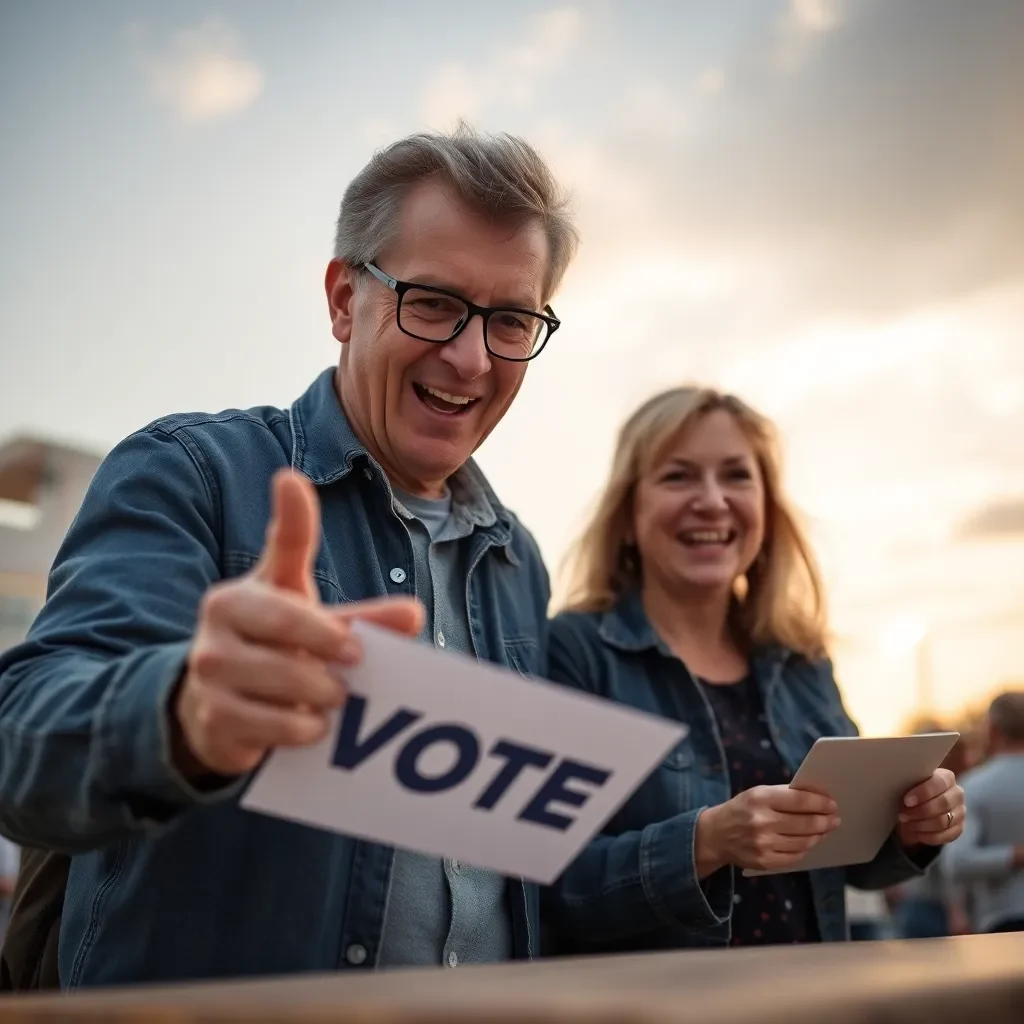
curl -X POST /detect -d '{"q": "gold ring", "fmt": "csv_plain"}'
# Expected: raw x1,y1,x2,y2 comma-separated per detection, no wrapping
946,810,954,830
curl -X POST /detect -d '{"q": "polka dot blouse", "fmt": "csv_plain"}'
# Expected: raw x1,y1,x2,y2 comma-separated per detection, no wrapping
697,675,821,946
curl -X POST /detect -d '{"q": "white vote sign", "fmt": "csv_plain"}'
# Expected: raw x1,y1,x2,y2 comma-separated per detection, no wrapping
242,621,686,885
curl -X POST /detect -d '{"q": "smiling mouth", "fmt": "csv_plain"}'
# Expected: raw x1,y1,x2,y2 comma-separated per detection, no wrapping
678,528,737,547
413,383,479,416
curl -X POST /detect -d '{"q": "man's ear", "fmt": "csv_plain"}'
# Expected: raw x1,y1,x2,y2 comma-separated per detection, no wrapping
325,259,358,345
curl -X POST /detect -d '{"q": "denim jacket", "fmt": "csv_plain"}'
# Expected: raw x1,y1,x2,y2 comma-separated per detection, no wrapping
541,593,935,953
0,368,548,987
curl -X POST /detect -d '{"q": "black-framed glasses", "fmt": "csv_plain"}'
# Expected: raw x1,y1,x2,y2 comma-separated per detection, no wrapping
362,262,560,362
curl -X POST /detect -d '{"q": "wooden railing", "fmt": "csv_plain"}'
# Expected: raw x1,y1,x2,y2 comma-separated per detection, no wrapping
1,934,1023,1022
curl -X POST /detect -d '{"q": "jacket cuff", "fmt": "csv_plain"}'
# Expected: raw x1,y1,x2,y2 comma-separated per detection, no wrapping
848,830,941,890
640,807,733,930
94,641,248,825
894,835,942,874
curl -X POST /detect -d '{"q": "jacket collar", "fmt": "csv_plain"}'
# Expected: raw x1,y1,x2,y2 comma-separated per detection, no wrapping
597,590,662,653
287,366,516,545
598,589,791,677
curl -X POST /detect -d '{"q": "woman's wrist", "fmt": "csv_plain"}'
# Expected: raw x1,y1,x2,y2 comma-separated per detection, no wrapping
694,805,729,879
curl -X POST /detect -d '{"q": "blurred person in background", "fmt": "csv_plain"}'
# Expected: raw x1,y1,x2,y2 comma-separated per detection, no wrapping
944,691,1024,933
542,386,966,954
887,730,977,939
0,124,577,988
0,846,63,990
845,886,893,942
0,837,18,942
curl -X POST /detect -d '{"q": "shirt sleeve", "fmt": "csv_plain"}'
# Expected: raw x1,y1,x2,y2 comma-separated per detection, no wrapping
942,782,1015,885
0,427,247,853
540,619,733,948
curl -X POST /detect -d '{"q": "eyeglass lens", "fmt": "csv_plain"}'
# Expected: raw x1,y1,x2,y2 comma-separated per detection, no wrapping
398,288,549,359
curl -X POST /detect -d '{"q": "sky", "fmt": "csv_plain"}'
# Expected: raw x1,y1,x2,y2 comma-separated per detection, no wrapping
2,0,1023,734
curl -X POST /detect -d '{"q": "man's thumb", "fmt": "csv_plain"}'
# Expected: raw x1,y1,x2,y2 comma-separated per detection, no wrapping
256,469,321,597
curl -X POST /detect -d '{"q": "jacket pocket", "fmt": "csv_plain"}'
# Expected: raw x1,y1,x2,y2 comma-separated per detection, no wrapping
658,736,695,810
504,637,541,679
662,728,693,769
221,551,347,603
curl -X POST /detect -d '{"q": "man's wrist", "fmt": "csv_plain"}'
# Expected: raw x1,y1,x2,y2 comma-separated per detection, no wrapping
167,671,224,788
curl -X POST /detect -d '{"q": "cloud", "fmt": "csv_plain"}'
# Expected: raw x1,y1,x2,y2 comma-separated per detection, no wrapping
420,63,482,127
789,0,843,33
135,18,264,122
554,0,1024,334
418,6,582,127
774,0,844,72
695,67,725,97
956,499,1024,542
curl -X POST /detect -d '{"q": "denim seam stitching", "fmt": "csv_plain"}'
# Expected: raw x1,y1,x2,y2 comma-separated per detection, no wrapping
67,838,131,989
638,823,684,927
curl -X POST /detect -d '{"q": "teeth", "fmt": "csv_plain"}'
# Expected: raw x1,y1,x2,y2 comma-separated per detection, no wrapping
424,385,472,406
683,530,731,544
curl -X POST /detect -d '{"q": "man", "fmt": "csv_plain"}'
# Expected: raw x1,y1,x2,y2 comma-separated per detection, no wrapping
944,691,1024,933
0,124,578,988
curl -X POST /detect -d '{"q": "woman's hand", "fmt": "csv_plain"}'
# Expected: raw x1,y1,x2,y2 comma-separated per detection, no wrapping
897,768,965,848
695,785,841,877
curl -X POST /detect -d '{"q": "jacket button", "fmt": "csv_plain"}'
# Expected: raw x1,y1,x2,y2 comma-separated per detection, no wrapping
389,567,407,584
346,944,367,965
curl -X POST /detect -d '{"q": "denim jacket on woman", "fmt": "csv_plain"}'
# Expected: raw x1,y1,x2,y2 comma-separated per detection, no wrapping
542,591,936,954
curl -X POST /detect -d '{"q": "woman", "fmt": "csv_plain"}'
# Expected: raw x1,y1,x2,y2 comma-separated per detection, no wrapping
543,386,965,953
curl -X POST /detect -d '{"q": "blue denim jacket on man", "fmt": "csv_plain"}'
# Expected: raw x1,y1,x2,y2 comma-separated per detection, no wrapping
541,592,936,953
0,368,548,988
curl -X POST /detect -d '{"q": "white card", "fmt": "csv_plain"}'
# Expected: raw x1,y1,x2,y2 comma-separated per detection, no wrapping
241,621,686,885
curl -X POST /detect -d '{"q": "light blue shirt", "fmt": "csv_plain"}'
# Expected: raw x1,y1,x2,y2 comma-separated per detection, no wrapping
376,476,513,969
944,753,1024,932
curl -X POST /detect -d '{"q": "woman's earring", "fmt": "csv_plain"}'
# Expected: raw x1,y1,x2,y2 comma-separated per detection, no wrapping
619,542,640,578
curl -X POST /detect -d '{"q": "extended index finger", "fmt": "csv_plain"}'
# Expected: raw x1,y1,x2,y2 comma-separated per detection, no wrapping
213,583,354,663
332,596,426,638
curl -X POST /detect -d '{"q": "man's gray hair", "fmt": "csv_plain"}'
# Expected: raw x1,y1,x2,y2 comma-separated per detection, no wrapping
333,123,579,301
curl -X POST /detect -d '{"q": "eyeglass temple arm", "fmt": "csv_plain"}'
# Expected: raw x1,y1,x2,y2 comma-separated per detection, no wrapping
363,263,398,290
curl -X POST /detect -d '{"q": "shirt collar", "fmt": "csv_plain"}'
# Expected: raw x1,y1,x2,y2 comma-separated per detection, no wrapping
597,590,662,653
597,589,790,675
288,366,511,539
288,367,367,486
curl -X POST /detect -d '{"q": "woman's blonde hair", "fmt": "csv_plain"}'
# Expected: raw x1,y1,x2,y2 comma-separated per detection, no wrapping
558,386,829,660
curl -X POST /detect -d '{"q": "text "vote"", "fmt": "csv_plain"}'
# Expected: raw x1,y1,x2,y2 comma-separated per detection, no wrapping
331,696,612,831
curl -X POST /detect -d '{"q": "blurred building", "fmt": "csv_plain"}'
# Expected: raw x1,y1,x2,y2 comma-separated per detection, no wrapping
0,435,102,650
